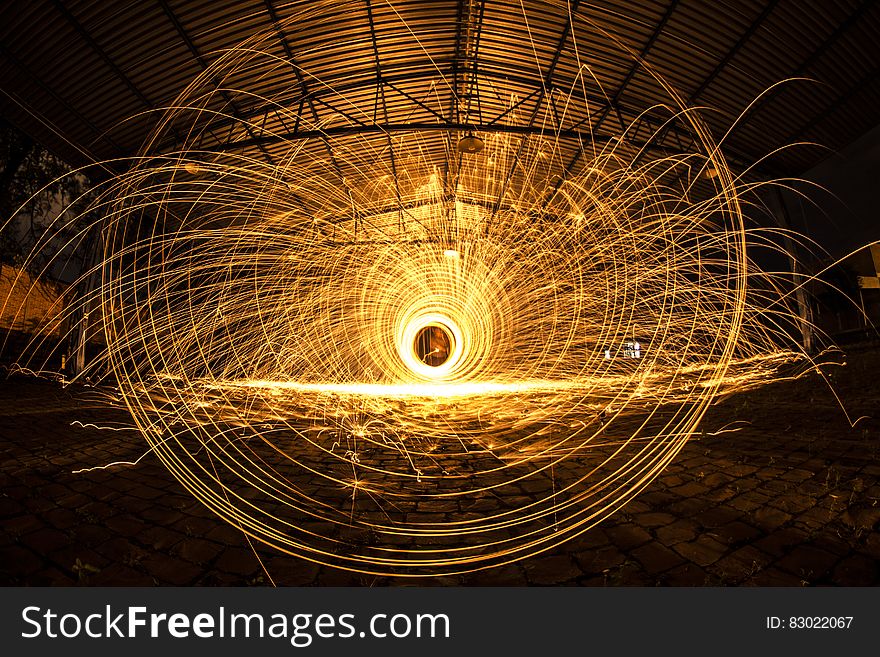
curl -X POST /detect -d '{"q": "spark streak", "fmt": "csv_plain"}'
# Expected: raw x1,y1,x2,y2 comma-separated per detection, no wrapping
0,0,835,575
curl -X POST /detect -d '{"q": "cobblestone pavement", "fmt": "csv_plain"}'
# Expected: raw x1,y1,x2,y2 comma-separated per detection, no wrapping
1,346,878,586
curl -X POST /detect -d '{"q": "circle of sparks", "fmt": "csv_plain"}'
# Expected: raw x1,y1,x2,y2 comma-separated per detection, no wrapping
3,1,814,576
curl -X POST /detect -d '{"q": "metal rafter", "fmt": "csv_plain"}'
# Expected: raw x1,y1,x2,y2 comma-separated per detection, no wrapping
263,0,357,220
157,63,618,154
541,0,680,209
638,0,781,168
194,106,730,164
723,0,876,146
490,0,583,220
53,0,153,110
2,0,875,191
443,0,485,200
785,65,880,146
690,0,781,103
364,0,404,223
201,121,656,152
157,0,277,167
0,41,124,158
53,0,193,150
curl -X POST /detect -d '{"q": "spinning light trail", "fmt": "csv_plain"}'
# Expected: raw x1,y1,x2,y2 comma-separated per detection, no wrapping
2,1,823,575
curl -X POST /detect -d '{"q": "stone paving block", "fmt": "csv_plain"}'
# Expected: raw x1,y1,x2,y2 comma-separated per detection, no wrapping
636,491,678,508
704,486,739,503
694,506,742,529
523,554,582,585
2,360,880,586
754,527,809,557
660,563,710,586
104,514,148,536
88,563,156,586
711,520,762,546
794,506,833,530
670,481,711,498
842,506,880,531
54,492,91,508
780,468,815,483
606,523,652,551
726,464,759,477
71,523,114,547
619,500,651,514
315,567,362,586
140,506,185,527
769,494,818,515
633,512,676,528
3,513,46,536
205,524,249,545
22,495,57,514
42,507,81,531
137,526,184,551
95,536,147,564
673,536,728,568
139,553,204,585
862,532,880,559
745,567,806,586
655,519,698,545
127,485,166,501
26,565,77,586
712,545,772,582
18,527,70,554
666,497,713,517
631,541,685,575
0,544,43,578
172,537,225,565
261,557,322,586
213,547,262,577
574,545,626,575
701,472,734,488
467,563,525,586
47,545,110,581
750,506,793,531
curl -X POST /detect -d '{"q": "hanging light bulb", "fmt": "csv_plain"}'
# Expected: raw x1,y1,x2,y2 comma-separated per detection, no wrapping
457,131,484,154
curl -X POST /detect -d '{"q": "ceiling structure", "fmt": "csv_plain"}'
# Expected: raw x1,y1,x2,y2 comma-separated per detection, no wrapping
0,0,878,198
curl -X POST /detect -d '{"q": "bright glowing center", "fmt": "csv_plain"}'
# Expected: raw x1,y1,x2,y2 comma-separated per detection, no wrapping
398,314,464,380
414,324,453,366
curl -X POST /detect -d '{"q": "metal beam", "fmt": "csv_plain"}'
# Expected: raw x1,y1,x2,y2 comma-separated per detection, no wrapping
157,0,277,166
490,0,582,220
262,0,356,216
444,0,485,199
156,65,615,154
541,0,680,208
632,0,780,173
52,0,154,111
723,0,876,145
200,121,627,153
783,66,880,147
0,41,124,158
689,0,780,103
364,0,404,225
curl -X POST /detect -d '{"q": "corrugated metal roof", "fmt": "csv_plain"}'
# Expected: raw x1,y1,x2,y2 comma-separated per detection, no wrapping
0,0,877,180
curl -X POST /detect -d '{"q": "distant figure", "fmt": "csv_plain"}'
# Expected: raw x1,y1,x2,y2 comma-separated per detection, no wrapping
634,340,641,359
604,348,611,360
423,326,450,366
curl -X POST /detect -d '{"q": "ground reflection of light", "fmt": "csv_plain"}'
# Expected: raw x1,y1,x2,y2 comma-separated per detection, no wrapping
230,380,572,397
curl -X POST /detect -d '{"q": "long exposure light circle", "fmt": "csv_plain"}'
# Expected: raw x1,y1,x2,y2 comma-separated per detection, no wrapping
1,0,819,576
